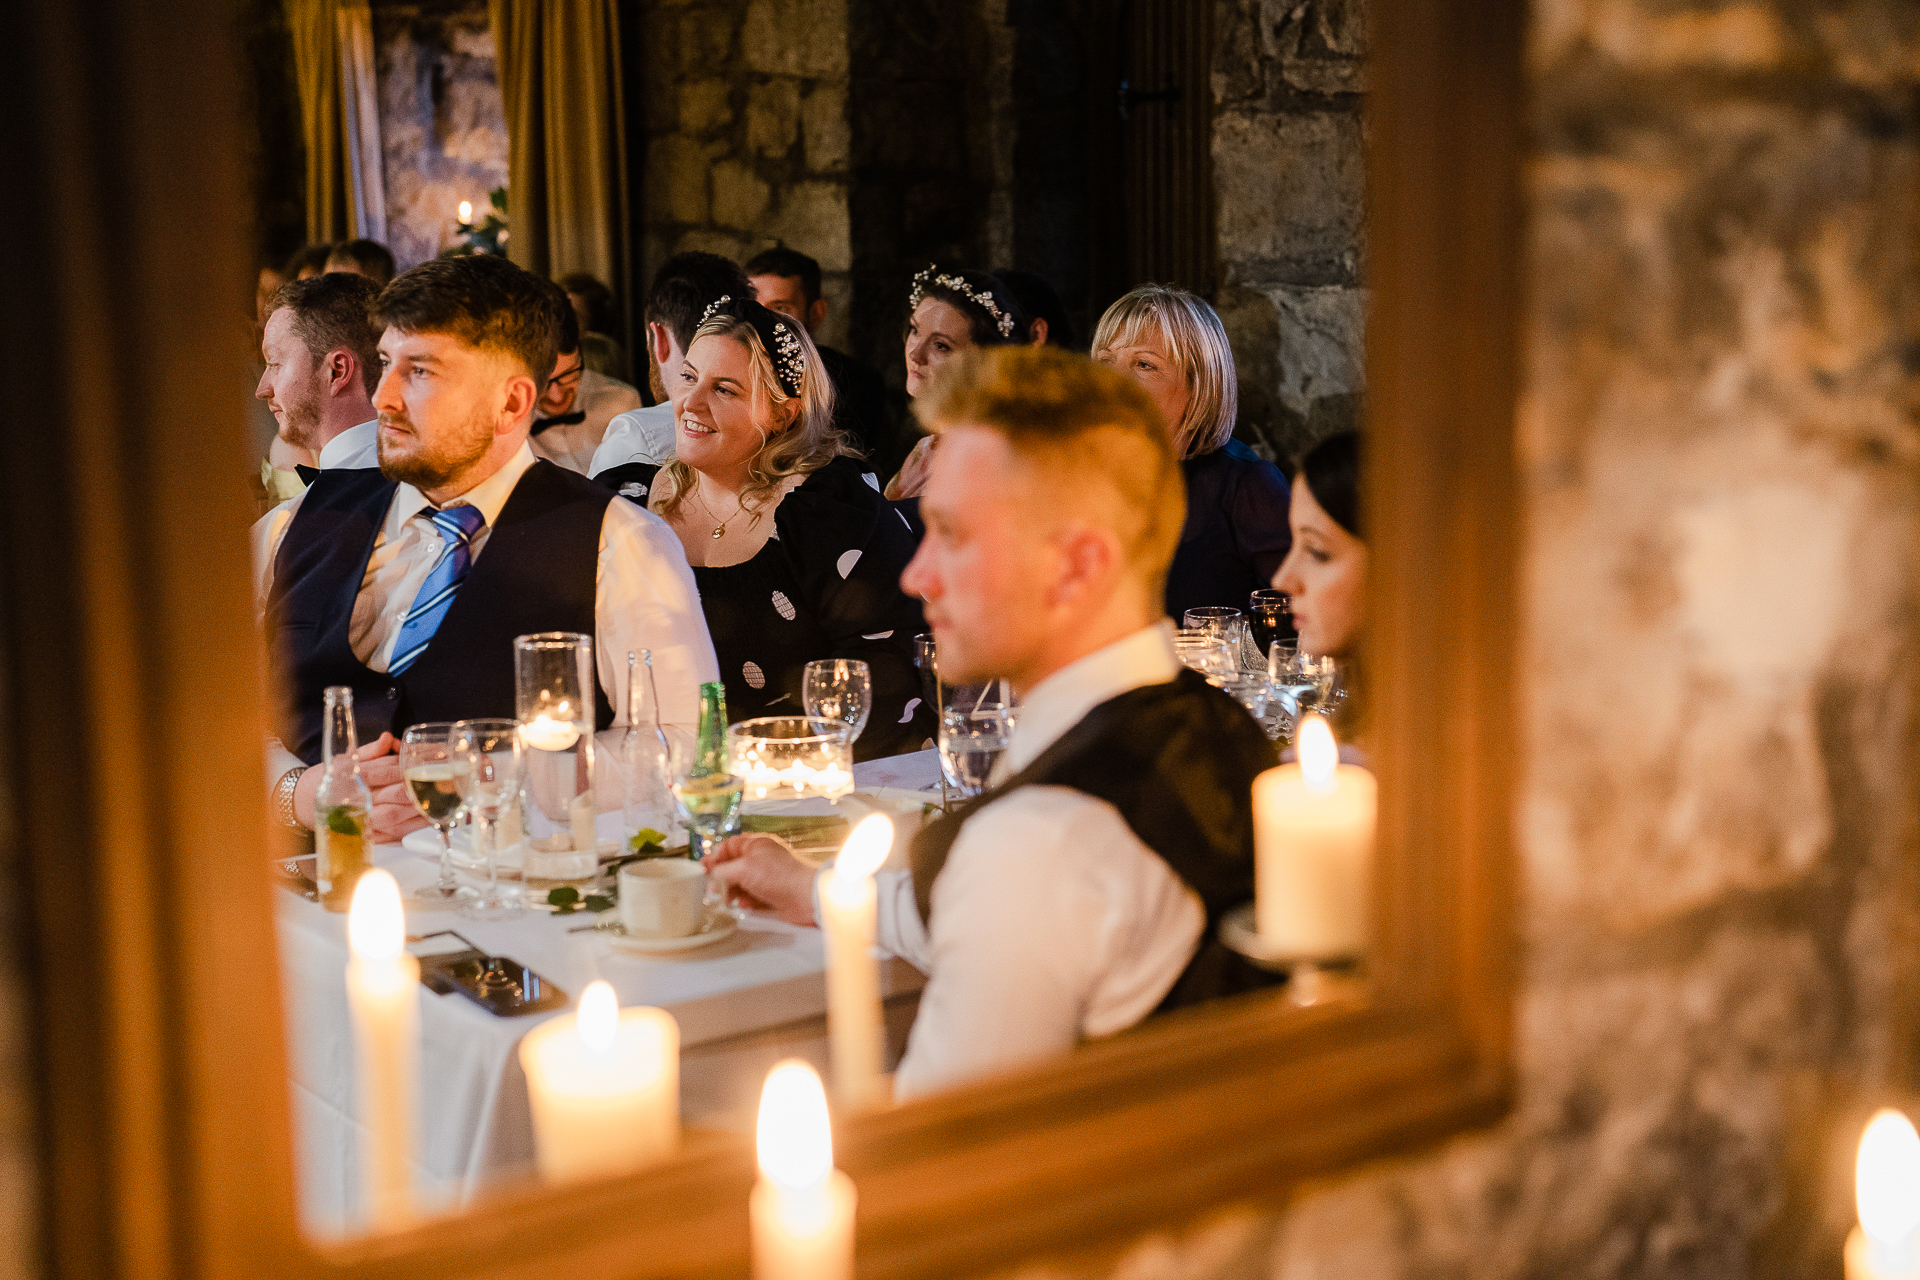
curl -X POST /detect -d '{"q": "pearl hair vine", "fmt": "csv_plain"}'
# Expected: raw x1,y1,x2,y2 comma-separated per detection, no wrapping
908,264,1018,339
699,294,807,396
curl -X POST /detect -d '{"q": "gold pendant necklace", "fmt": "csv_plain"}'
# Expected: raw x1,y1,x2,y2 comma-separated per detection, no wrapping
694,483,747,540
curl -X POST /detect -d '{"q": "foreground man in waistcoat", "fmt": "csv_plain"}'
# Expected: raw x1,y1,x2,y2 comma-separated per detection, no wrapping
706,345,1278,1099
258,254,719,840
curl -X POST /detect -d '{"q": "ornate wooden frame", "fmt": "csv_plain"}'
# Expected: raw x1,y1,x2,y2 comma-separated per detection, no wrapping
0,0,1518,1275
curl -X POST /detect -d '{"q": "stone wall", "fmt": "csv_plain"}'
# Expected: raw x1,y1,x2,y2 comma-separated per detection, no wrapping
987,1,1920,1277
1212,0,1368,467
373,1,510,272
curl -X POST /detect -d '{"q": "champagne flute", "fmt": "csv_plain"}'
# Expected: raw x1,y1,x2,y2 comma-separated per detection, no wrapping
802,658,873,746
450,718,526,921
401,722,478,904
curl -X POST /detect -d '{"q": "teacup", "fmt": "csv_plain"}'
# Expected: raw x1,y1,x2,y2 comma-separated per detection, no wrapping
618,858,708,939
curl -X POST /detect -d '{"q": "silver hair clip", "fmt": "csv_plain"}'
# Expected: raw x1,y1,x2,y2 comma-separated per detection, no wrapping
908,264,1017,338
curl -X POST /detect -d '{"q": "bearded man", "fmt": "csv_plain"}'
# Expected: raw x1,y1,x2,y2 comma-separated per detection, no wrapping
256,255,719,840
254,271,383,475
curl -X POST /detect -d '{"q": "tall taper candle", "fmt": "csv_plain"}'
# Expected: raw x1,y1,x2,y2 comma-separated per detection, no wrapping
819,813,893,1109
752,1061,855,1280
1847,1109,1920,1280
345,869,419,1229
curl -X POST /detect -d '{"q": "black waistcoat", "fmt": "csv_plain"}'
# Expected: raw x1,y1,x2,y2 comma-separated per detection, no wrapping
908,668,1283,1014
266,461,616,763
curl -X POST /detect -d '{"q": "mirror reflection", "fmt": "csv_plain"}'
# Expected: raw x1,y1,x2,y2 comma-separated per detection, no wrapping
246,0,1368,1238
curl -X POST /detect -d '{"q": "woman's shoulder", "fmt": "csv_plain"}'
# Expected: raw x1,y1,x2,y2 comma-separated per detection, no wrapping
781,454,891,519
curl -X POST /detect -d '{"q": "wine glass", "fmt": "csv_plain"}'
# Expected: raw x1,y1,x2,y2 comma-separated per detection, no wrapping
1173,629,1238,682
401,722,477,905
937,679,1016,801
1247,590,1294,659
803,659,873,746
668,737,745,918
450,718,526,921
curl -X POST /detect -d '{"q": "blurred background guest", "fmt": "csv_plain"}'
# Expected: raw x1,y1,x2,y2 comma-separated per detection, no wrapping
993,268,1077,350
637,297,930,759
558,271,632,382
1272,431,1364,660
1093,285,1290,623
283,242,332,281
531,286,643,474
323,237,396,286
591,251,751,489
886,265,1030,499
748,246,899,472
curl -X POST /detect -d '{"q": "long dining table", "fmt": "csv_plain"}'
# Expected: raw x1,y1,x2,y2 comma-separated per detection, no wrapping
280,749,944,1238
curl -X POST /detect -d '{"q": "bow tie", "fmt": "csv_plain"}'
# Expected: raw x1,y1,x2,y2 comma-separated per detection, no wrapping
295,464,320,484
532,410,587,436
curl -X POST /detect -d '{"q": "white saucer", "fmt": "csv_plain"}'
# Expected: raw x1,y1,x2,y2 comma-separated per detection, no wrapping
603,908,739,955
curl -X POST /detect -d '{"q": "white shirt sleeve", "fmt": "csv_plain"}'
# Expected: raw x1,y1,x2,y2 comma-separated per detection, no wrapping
872,867,932,970
890,786,1205,1101
591,495,720,768
251,492,303,616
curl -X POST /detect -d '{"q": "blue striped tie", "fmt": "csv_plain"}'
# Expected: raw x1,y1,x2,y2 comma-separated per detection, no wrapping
387,504,489,675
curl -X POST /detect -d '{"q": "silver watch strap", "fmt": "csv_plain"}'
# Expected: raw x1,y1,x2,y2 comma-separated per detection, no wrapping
274,766,310,831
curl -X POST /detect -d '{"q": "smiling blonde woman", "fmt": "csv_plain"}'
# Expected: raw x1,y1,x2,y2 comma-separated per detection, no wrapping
1092,285,1293,622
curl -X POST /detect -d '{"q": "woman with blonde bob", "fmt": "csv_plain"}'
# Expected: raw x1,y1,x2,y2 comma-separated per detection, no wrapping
629,295,932,757
1093,285,1292,621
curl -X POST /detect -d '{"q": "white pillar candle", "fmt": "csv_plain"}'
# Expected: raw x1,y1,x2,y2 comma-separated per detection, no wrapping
1252,714,1377,956
752,1061,856,1280
519,980,679,1184
1847,1110,1920,1279
819,814,893,1110
345,869,419,1231
569,790,599,852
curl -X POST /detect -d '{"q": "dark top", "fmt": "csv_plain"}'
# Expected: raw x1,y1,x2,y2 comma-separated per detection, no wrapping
909,668,1283,1014
265,462,614,763
610,455,934,760
819,344,898,471
1164,438,1292,622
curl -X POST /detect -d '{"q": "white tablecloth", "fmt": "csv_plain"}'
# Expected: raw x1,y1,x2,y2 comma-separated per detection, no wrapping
284,750,945,1237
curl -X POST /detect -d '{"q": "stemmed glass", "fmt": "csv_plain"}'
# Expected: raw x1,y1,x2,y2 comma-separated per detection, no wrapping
937,679,1016,801
668,737,745,918
450,718,526,921
802,659,873,747
401,722,478,905
1247,590,1293,659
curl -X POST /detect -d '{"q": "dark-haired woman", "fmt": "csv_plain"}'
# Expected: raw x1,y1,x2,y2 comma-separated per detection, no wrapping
1272,431,1365,659
884,266,1030,500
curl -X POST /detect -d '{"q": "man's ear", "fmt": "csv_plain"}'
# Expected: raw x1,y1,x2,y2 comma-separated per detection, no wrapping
807,298,829,333
324,348,357,397
1028,317,1050,347
1047,522,1122,609
648,321,672,367
498,373,540,435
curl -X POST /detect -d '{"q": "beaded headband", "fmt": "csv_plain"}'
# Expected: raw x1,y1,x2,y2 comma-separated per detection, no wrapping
697,295,807,397
907,264,1018,339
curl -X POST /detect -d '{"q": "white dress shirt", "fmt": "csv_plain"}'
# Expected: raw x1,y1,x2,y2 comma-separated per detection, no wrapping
588,400,676,477
318,418,381,469
256,442,720,784
531,370,645,475
874,622,1206,1100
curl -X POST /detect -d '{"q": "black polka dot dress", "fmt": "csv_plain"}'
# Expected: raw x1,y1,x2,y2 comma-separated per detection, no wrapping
604,455,936,761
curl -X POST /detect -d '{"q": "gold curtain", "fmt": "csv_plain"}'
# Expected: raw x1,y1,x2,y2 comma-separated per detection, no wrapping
286,0,349,244
488,0,628,291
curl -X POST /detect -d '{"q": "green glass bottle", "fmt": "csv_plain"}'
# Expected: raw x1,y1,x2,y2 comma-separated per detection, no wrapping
683,681,739,862
694,680,728,775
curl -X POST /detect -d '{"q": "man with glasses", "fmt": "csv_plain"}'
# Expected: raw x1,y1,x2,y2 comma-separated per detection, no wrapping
528,283,643,475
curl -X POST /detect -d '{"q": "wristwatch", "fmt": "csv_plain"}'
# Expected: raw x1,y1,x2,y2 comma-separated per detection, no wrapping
274,765,311,831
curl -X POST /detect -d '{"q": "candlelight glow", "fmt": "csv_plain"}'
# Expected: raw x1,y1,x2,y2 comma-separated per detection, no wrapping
577,981,618,1056
524,712,581,752
458,199,472,224
757,1060,833,1190
347,869,404,962
1298,713,1337,790
1859,1109,1920,1246
835,814,894,883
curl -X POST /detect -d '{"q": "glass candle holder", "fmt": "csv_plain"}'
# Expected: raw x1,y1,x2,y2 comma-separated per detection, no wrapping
725,716,856,802
514,632,599,890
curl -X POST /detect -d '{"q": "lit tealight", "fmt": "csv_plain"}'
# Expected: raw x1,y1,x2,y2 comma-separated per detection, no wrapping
1858,1110,1920,1276
524,709,581,752
347,868,404,963
457,199,472,224
577,980,619,1057
1298,713,1338,792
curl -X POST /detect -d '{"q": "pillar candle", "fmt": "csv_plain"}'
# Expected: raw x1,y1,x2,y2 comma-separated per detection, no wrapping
1251,713,1377,956
818,814,894,1110
1847,1110,1920,1280
751,1060,856,1280
570,790,599,852
519,980,679,1184
345,869,419,1231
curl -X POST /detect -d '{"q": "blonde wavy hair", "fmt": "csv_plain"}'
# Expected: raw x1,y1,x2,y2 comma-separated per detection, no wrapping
1090,285,1239,460
651,311,848,520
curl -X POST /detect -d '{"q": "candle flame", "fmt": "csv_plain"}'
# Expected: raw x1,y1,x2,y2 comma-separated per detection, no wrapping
1299,713,1338,789
835,813,894,883
577,980,619,1055
458,199,472,224
756,1059,832,1190
525,713,581,752
347,869,404,962
1859,1109,1920,1246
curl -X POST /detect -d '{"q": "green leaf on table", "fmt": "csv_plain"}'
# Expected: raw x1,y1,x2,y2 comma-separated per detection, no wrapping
583,894,615,913
627,828,667,854
547,886,582,914
325,806,361,837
